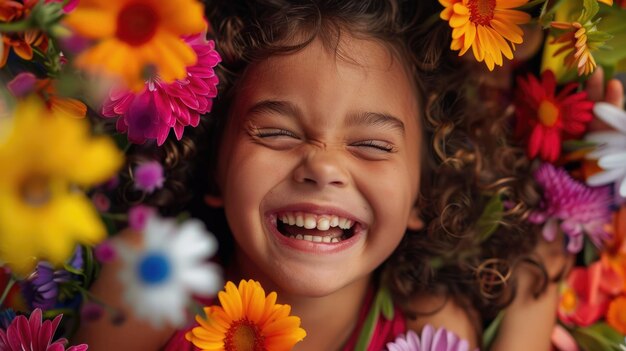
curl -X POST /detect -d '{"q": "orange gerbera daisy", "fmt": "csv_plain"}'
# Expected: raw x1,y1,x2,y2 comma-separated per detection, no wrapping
551,21,598,76
186,280,306,351
607,295,626,334
0,0,48,68
63,0,205,90
439,0,531,70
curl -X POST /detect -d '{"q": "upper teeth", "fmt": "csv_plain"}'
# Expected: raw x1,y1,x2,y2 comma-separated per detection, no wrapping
279,212,354,231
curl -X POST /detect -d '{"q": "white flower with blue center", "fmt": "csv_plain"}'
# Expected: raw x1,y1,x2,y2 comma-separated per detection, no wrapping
117,215,222,328
585,102,626,200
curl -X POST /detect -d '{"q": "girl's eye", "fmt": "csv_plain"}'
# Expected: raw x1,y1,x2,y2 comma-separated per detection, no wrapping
351,140,395,152
253,128,299,139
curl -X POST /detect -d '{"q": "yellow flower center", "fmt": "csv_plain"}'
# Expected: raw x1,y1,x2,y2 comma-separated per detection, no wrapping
469,0,496,26
19,175,51,207
116,3,159,46
538,100,560,127
224,319,265,351
560,287,578,313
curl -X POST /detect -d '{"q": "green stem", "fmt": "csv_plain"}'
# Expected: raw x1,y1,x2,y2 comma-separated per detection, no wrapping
0,276,16,306
519,0,548,10
0,20,34,33
100,212,128,221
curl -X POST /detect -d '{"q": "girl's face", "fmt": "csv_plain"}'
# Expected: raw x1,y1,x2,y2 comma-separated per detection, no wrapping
217,35,423,297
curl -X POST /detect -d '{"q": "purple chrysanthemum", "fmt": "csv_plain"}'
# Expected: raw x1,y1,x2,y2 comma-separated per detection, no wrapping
386,324,474,351
102,31,221,146
529,163,613,253
23,247,84,310
0,309,88,351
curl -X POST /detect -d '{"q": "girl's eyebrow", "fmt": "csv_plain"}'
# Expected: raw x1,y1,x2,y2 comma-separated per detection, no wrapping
245,99,405,135
345,111,405,135
245,100,301,119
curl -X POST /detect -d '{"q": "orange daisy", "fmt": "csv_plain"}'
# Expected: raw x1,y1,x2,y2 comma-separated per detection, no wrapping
63,0,205,90
0,0,48,68
551,21,598,76
186,280,306,351
607,295,626,334
439,0,531,70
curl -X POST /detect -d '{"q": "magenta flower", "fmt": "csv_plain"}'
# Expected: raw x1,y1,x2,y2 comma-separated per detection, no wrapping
102,31,221,146
128,205,157,231
133,162,164,193
529,163,613,253
0,309,88,351
386,325,474,351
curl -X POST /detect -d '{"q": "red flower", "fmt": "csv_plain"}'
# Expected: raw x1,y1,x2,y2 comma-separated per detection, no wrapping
515,70,594,162
558,262,612,326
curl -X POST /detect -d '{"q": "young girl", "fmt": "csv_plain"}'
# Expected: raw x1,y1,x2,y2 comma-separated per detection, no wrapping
73,0,621,350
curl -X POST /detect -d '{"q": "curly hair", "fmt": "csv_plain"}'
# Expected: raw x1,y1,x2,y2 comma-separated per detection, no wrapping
123,0,544,327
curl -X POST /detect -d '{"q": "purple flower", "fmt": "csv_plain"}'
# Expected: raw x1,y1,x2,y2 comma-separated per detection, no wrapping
23,247,84,310
102,32,221,146
7,72,37,97
386,325,474,351
0,309,88,351
529,163,613,253
94,241,117,263
133,162,164,193
128,205,157,231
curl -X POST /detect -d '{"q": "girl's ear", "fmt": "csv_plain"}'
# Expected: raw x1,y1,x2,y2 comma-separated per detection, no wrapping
204,194,224,208
407,206,424,231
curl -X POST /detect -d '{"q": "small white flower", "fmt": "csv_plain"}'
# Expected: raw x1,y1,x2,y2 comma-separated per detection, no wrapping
117,215,222,328
585,102,626,199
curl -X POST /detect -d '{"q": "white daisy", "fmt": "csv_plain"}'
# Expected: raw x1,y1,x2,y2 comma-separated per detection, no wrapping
585,102,626,199
116,215,222,328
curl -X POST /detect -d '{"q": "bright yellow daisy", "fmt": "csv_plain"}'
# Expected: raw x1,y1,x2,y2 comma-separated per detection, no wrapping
0,96,123,276
186,280,307,351
63,0,205,91
439,0,531,70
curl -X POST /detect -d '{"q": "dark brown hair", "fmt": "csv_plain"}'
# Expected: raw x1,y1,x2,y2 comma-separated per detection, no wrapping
125,0,544,328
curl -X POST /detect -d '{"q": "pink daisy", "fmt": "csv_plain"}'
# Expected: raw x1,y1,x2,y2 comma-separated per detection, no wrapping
102,30,220,146
386,324,474,351
529,163,613,253
0,309,88,351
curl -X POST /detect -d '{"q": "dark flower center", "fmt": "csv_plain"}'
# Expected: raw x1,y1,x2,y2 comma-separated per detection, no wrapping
224,319,265,351
19,175,52,207
469,0,496,26
116,3,159,46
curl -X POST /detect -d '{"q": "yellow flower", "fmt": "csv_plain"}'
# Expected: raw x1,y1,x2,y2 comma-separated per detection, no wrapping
186,280,306,351
439,0,531,70
551,21,598,76
63,0,205,91
0,96,123,276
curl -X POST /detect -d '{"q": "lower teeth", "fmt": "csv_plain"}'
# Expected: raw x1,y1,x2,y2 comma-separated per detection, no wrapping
289,234,341,243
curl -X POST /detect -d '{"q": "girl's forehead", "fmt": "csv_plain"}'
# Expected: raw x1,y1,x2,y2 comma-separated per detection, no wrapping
237,35,418,104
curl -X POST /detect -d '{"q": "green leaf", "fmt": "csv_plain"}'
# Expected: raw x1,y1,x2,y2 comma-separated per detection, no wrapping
354,295,380,351
583,237,599,266
580,0,600,23
377,286,395,321
476,194,504,242
482,310,505,349
572,323,624,351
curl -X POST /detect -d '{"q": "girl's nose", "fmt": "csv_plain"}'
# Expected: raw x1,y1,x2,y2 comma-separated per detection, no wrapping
292,149,349,189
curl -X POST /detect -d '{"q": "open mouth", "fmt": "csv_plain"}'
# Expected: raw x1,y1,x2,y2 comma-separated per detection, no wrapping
275,212,357,243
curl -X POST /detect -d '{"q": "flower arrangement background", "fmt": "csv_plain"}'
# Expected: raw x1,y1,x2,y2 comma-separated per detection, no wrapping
2,0,626,350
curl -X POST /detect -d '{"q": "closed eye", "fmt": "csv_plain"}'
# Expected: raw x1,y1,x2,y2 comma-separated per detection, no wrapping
351,140,395,152
253,128,300,139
